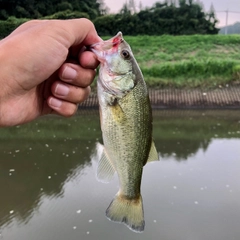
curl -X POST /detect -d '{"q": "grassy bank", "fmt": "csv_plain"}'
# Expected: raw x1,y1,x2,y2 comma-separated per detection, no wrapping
113,34,240,88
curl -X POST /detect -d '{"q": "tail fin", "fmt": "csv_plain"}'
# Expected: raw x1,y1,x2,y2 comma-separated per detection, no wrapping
106,193,145,233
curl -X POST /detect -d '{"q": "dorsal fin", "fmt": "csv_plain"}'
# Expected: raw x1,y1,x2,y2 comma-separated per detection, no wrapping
144,140,159,166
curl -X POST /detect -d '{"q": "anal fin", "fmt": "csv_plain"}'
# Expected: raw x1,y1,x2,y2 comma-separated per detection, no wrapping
96,144,116,183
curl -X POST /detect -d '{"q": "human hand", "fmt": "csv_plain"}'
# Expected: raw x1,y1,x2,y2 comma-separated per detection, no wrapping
0,18,101,127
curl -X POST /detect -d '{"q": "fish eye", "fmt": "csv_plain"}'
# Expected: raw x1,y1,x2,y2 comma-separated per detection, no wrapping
121,50,130,59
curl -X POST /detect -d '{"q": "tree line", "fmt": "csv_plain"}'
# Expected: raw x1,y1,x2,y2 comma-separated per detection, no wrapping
94,0,219,35
0,0,219,36
0,0,107,20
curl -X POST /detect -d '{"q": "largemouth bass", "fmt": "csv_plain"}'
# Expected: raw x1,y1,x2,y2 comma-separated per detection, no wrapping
90,32,158,232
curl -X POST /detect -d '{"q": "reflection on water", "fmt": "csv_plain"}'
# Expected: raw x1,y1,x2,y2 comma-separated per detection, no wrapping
0,110,240,240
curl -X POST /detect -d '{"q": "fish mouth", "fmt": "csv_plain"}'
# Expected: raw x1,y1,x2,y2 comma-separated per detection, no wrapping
89,32,123,62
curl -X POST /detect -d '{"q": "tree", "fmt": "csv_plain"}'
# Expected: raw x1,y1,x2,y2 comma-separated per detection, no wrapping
208,3,217,24
205,3,218,34
94,0,219,35
98,0,110,15
139,1,143,11
120,2,131,15
129,0,137,14
0,0,106,20
57,2,73,12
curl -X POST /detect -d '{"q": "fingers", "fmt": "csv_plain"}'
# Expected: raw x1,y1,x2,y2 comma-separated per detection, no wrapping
48,83,91,117
41,18,101,117
47,58,97,117
58,58,98,86
47,97,79,117
79,51,99,69
48,79,92,117
51,81,91,103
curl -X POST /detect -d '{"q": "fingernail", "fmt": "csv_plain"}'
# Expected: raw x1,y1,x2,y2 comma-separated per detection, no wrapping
49,97,62,108
55,84,69,96
62,66,77,80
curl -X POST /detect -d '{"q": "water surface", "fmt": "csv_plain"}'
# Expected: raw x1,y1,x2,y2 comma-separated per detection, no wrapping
0,110,240,240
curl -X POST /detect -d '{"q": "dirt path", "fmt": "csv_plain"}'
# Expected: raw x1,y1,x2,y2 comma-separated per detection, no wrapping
79,86,240,109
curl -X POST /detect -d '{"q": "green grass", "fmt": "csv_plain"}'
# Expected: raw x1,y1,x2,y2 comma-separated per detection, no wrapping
104,34,240,88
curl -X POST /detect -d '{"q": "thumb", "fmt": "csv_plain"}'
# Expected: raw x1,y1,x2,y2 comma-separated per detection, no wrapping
54,18,102,48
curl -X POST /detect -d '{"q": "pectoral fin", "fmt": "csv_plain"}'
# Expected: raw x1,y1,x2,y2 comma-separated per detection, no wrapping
97,146,116,183
144,141,159,165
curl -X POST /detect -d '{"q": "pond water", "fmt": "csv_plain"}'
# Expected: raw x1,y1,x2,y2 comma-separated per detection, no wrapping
0,110,240,240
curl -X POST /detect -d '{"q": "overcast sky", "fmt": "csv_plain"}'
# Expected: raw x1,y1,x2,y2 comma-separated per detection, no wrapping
104,0,240,27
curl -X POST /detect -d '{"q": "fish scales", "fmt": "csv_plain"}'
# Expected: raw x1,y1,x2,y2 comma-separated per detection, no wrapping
100,80,152,198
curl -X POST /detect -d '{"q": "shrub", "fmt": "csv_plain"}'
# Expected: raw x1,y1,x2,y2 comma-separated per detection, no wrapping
232,65,240,80
0,17,28,38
